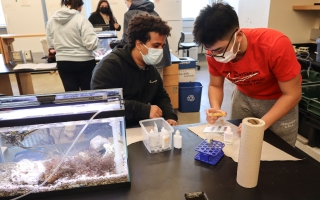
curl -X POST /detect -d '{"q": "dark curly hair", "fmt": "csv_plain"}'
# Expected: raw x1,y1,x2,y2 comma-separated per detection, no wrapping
127,14,171,47
193,2,239,47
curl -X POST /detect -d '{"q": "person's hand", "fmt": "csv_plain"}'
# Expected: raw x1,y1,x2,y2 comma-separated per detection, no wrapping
49,49,56,54
206,108,227,124
150,105,162,118
167,119,178,126
237,123,242,136
114,23,120,29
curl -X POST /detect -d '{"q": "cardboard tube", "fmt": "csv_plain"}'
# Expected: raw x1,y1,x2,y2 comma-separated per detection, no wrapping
236,118,265,188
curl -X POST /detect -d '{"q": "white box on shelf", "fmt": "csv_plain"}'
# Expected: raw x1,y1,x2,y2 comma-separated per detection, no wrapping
179,68,195,82
179,57,196,82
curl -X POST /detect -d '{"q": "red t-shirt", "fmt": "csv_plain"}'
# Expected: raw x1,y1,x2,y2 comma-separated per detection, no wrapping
208,28,300,100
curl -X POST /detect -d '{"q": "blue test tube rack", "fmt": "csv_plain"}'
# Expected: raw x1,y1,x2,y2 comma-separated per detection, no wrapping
194,140,225,165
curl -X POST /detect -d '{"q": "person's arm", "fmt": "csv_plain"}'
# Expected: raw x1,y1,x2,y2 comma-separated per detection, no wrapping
46,20,54,49
88,13,95,25
208,74,224,109
152,87,177,122
113,16,121,31
80,17,98,51
237,35,301,134
114,24,121,31
150,75,178,125
261,74,301,130
261,35,301,129
206,74,226,124
122,13,129,43
91,60,151,121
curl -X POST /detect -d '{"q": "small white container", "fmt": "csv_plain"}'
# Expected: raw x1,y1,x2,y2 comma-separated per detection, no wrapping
139,118,174,153
224,127,233,144
161,128,170,150
174,130,182,149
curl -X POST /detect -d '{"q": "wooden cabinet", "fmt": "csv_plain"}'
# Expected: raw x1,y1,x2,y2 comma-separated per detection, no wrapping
163,63,179,109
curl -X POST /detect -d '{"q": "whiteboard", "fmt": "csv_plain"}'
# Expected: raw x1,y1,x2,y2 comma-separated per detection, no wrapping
1,0,46,52
154,0,181,21
45,0,87,20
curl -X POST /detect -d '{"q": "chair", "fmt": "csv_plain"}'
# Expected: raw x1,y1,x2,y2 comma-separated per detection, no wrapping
178,32,201,70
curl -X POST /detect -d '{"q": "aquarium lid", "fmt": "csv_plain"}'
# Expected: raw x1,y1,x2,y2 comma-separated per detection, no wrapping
0,102,121,120
0,89,124,110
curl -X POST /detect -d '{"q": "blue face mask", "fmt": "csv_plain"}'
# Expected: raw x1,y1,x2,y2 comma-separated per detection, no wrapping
139,44,163,66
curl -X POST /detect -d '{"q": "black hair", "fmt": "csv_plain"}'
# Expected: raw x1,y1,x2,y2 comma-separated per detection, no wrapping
93,0,116,24
127,14,171,47
61,0,84,10
193,2,239,46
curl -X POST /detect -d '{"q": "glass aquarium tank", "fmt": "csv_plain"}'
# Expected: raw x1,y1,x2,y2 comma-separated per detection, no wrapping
94,30,118,60
0,89,129,199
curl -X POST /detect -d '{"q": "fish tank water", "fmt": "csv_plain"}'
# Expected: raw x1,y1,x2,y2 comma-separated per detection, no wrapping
0,89,129,199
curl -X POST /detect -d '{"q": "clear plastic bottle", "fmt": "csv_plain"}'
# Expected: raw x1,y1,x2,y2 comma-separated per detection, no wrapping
161,128,170,150
174,130,182,149
154,123,161,149
149,129,157,150
224,127,233,144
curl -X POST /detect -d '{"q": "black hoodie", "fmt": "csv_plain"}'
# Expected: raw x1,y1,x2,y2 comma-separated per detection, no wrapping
91,45,178,127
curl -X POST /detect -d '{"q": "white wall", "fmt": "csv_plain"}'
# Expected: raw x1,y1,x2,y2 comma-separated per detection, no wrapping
226,0,239,13
238,0,271,28
268,0,318,43
1,0,47,52
45,0,87,21
238,0,319,43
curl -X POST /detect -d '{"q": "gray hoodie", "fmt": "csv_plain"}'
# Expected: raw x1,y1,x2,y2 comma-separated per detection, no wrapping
122,0,171,68
46,7,98,61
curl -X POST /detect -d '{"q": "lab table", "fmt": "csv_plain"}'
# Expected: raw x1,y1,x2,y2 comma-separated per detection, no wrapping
0,52,50,95
20,120,320,200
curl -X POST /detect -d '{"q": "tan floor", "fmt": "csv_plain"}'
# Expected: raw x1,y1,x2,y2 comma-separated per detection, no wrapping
9,71,65,95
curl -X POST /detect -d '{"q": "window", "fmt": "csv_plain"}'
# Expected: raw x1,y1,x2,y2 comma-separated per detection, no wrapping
0,2,6,27
182,0,209,19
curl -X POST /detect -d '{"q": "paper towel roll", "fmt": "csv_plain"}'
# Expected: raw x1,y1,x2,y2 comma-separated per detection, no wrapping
236,118,265,188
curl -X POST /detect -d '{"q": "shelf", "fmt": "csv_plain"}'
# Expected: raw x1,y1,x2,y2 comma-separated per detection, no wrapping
293,5,320,11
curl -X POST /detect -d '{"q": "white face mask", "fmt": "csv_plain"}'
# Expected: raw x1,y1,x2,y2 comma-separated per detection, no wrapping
214,33,240,63
139,44,163,66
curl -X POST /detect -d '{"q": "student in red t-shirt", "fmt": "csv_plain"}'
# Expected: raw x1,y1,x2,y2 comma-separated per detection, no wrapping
193,3,301,146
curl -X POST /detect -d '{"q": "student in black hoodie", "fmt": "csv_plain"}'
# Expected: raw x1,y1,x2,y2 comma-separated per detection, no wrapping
91,14,178,128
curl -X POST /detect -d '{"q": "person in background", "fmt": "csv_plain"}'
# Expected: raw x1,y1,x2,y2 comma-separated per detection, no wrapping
192,2,301,146
88,0,121,31
46,0,98,92
111,0,170,70
91,14,178,128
